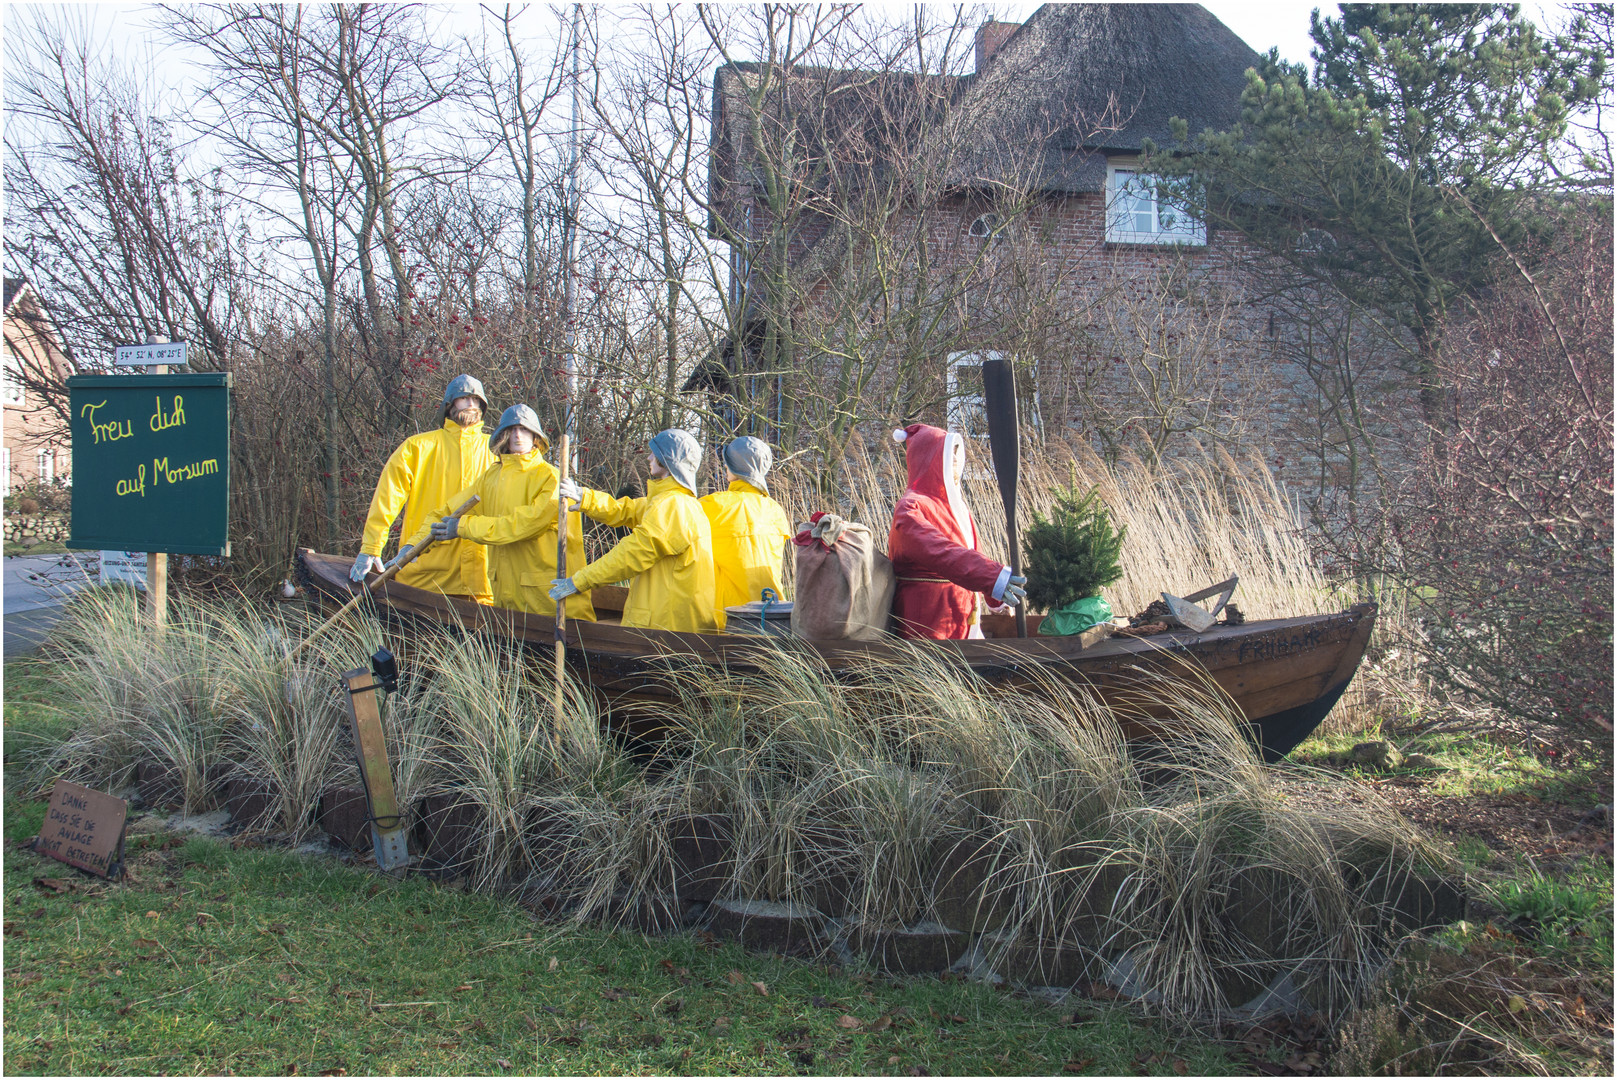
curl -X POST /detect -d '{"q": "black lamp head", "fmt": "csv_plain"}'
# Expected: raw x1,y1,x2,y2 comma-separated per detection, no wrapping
370,647,398,693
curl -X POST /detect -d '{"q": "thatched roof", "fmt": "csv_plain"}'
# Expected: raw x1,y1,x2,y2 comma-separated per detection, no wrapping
709,3,1259,204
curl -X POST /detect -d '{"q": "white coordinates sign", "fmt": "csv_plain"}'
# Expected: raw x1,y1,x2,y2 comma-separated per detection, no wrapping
113,342,188,367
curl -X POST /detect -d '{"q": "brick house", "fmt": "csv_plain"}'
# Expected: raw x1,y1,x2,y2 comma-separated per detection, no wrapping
4,276,74,496
691,3,1397,494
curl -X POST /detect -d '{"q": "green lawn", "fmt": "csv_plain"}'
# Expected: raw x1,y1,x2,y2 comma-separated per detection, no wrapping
2,660,1241,1077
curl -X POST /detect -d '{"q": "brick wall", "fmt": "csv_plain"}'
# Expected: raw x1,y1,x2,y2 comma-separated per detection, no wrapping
3,292,72,496
726,186,1419,512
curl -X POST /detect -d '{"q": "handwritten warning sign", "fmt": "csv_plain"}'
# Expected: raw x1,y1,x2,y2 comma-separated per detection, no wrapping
66,372,231,556
34,779,128,879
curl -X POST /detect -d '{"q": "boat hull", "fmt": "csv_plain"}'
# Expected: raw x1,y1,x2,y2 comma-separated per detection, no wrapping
297,549,1375,762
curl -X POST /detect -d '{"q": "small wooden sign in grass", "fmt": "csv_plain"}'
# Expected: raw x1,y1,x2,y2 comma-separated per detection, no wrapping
34,779,128,879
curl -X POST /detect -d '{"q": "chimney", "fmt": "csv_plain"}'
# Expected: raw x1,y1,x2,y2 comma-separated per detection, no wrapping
975,20,1019,73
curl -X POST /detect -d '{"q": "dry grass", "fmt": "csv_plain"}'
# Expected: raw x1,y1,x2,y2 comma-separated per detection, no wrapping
771,437,1384,732
772,437,1344,621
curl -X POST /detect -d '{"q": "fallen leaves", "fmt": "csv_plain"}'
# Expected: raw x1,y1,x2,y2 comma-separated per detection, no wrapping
32,877,76,895
1062,1057,1095,1073
751,981,769,997
547,957,559,972
836,1014,862,1029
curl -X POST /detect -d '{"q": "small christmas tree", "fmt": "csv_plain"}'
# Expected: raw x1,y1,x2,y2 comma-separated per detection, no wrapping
1024,476,1126,613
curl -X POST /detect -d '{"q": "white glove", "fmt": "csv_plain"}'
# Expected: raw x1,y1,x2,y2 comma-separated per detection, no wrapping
557,478,583,504
1000,575,1028,607
430,516,460,542
384,544,415,572
350,552,385,583
549,577,580,601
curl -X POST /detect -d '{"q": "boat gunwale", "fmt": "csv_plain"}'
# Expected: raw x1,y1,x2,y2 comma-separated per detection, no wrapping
295,548,1373,670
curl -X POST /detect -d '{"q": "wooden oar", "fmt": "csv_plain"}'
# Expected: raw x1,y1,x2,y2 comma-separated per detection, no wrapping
552,432,571,739
288,494,480,661
980,356,1027,638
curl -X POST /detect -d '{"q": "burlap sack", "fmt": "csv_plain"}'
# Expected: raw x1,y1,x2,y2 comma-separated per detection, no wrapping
789,513,896,641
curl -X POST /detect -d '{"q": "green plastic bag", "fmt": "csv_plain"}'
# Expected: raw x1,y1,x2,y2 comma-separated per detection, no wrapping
1037,595,1113,636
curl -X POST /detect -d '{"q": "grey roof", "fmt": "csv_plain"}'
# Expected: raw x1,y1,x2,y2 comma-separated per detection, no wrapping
4,276,25,312
710,4,1259,202
958,3,1258,158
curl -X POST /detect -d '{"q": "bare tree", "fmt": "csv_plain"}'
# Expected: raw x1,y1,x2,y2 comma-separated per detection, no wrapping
4,11,251,387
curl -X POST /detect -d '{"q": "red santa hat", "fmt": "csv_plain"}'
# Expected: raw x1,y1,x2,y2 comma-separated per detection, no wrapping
893,423,976,547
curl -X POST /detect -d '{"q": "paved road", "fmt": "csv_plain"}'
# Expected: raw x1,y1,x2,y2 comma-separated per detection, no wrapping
3,553,100,657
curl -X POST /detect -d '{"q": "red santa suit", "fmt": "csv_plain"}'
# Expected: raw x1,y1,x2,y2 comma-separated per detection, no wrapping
887,424,1014,640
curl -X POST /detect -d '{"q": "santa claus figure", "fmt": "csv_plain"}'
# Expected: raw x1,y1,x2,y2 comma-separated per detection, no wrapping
888,423,1028,639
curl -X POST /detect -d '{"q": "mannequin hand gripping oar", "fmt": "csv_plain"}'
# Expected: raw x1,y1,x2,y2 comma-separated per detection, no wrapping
980,357,1028,637
291,494,480,661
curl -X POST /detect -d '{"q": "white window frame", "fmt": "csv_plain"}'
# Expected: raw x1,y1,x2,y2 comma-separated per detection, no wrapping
2,447,11,497
2,356,25,405
1105,161,1206,246
946,352,991,438
37,448,54,484
946,351,1042,438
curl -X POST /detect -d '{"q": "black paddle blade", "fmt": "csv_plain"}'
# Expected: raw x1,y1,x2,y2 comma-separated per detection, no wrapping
980,356,1027,637
980,356,1019,522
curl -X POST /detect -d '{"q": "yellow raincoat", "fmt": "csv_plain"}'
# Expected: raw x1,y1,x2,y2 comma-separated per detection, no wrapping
570,477,718,632
701,479,793,625
405,446,595,620
360,419,495,601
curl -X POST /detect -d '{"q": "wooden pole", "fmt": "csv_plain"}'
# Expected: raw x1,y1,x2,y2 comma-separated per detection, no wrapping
553,432,570,739
287,494,480,662
146,357,169,631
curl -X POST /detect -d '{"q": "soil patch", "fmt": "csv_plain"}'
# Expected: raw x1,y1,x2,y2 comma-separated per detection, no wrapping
1278,774,1614,865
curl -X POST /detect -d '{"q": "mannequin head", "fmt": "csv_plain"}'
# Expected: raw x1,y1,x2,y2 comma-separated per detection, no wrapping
448,395,483,428
504,426,535,455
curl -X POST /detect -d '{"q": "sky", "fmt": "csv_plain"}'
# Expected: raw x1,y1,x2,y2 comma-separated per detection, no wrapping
1,2,1339,75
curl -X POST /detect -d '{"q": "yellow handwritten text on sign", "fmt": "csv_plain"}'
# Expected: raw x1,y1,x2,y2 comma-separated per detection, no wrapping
117,463,147,498
150,394,186,432
80,400,133,444
153,455,218,486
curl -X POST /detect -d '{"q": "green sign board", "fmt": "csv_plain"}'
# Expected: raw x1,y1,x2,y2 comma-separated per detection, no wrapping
67,373,231,556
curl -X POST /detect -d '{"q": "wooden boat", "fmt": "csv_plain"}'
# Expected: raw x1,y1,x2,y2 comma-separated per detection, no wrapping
297,549,1376,762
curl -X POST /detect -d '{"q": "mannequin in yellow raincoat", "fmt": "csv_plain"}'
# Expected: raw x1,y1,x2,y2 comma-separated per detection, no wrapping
701,436,792,628
403,405,595,619
549,429,718,633
352,374,496,602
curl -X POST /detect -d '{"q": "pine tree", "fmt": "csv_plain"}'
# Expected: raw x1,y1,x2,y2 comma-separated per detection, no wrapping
1023,479,1126,612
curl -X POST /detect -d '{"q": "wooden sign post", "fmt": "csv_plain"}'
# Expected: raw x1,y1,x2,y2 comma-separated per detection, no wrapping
34,780,128,879
339,667,410,872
